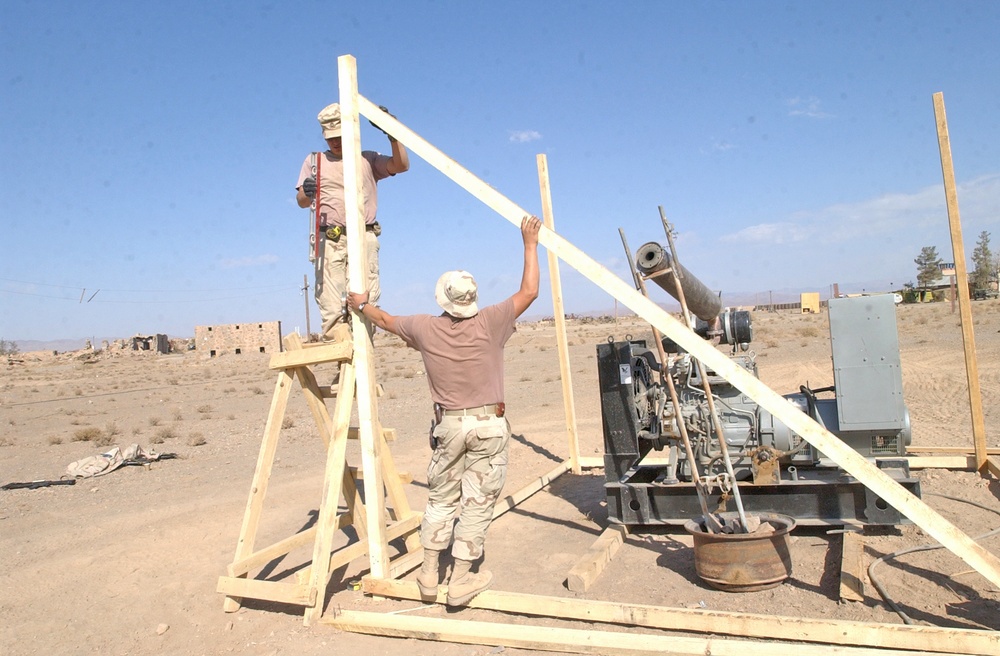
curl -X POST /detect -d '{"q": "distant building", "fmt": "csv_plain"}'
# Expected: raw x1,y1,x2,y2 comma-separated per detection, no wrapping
194,321,282,357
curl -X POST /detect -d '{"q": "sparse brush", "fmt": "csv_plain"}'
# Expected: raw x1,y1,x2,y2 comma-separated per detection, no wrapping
155,427,177,441
48,435,62,446
105,421,121,437
187,432,206,447
149,416,161,426
196,404,213,414
281,416,295,429
171,409,184,421
250,386,264,395
73,427,103,442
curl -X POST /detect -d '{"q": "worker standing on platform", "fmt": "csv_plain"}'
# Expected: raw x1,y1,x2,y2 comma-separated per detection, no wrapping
296,102,409,339
347,215,541,606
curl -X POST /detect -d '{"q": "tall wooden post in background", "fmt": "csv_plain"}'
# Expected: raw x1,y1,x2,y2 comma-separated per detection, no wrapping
932,92,988,472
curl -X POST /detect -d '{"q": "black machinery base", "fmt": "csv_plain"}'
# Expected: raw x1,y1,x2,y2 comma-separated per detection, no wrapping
606,462,922,527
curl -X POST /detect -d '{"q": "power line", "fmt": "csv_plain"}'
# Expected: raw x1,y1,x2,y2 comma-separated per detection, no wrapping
0,276,292,293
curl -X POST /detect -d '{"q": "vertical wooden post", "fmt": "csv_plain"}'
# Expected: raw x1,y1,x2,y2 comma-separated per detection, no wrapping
222,370,294,612
933,92,988,471
536,154,581,474
338,54,390,578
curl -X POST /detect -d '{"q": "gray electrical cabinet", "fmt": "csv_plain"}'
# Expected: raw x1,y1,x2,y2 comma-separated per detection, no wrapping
828,295,906,432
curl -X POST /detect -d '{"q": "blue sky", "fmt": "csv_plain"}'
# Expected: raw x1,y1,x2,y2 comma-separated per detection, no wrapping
3,1,1000,342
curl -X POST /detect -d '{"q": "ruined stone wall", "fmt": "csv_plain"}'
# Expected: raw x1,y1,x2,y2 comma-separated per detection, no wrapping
194,321,282,356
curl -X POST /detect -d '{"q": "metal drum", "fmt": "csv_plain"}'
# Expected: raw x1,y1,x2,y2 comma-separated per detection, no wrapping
684,512,795,592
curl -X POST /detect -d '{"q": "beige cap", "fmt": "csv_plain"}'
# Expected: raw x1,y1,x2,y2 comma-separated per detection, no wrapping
435,270,479,318
317,103,341,139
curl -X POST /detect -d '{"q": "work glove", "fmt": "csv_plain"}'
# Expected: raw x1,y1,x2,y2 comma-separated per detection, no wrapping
368,105,397,142
301,177,316,199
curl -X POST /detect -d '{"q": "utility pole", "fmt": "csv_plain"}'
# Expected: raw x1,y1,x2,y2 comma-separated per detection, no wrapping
302,275,311,340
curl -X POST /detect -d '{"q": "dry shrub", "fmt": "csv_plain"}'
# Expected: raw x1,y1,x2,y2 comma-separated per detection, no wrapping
250,386,265,395
226,414,236,421
281,416,295,429
187,432,206,447
196,404,213,414
48,435,62,446
73,427,103,442
154,427,177,442
797,326,819,338
105,421,121,437
171,408,184,421
149,416,161,426
0,435,15,447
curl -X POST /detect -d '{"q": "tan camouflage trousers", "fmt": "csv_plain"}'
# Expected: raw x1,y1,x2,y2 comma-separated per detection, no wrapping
315,231,380,339
420,414,511,561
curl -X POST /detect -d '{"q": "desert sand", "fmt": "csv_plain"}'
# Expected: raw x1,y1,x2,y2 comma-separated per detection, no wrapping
2,299,999,655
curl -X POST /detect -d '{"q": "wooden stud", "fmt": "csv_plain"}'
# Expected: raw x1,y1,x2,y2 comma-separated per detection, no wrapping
933,92,988,472
339,54,390,582
222,369,294,612
566,524,629,592
362,578,1000,655
324,606,948,656
217,577,316,608
268,340,352,370
303,361,356,626
906,456,977,470
537,153,581,475
908,446,1000,456
840,530,866,602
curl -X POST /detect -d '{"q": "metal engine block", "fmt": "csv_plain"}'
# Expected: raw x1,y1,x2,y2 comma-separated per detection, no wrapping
599,293,921,526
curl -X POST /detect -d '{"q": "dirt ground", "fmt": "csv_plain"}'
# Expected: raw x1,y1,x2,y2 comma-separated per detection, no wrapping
2,299,1000,655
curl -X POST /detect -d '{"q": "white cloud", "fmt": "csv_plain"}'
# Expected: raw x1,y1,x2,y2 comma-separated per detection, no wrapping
218,254,280,269
721,174,1000,247
787,96,833,119
509,130,542,143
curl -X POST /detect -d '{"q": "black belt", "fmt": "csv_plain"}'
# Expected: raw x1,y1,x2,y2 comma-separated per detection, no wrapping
321,224,378,234
442,403,505,418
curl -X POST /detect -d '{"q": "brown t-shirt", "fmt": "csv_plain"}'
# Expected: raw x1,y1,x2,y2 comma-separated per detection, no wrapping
395,298,517,409
296,150,394,227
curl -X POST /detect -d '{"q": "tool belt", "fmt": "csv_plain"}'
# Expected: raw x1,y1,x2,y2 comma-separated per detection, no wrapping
442,403,505,418
323,221,380,242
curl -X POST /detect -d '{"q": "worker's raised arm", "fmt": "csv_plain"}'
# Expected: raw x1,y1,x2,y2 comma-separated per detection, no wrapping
510,215,541,318
348,290,400,335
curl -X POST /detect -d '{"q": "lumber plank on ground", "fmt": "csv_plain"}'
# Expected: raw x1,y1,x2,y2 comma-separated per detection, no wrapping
362,578,1000,655
840,530,865,602
325,605,951,656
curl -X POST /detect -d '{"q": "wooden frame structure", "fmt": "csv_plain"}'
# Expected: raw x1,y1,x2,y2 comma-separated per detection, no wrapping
221,56,999,653
217,328,421,625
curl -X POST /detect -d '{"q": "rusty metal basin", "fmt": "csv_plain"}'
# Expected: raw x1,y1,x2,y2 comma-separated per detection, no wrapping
684,512,795,592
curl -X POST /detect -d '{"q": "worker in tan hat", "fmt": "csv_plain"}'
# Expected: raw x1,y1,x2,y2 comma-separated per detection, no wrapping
296,102,409,339
347,214,542,607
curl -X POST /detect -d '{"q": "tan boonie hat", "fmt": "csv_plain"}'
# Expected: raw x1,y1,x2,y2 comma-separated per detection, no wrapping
318,103,342,139
435,270,479,318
